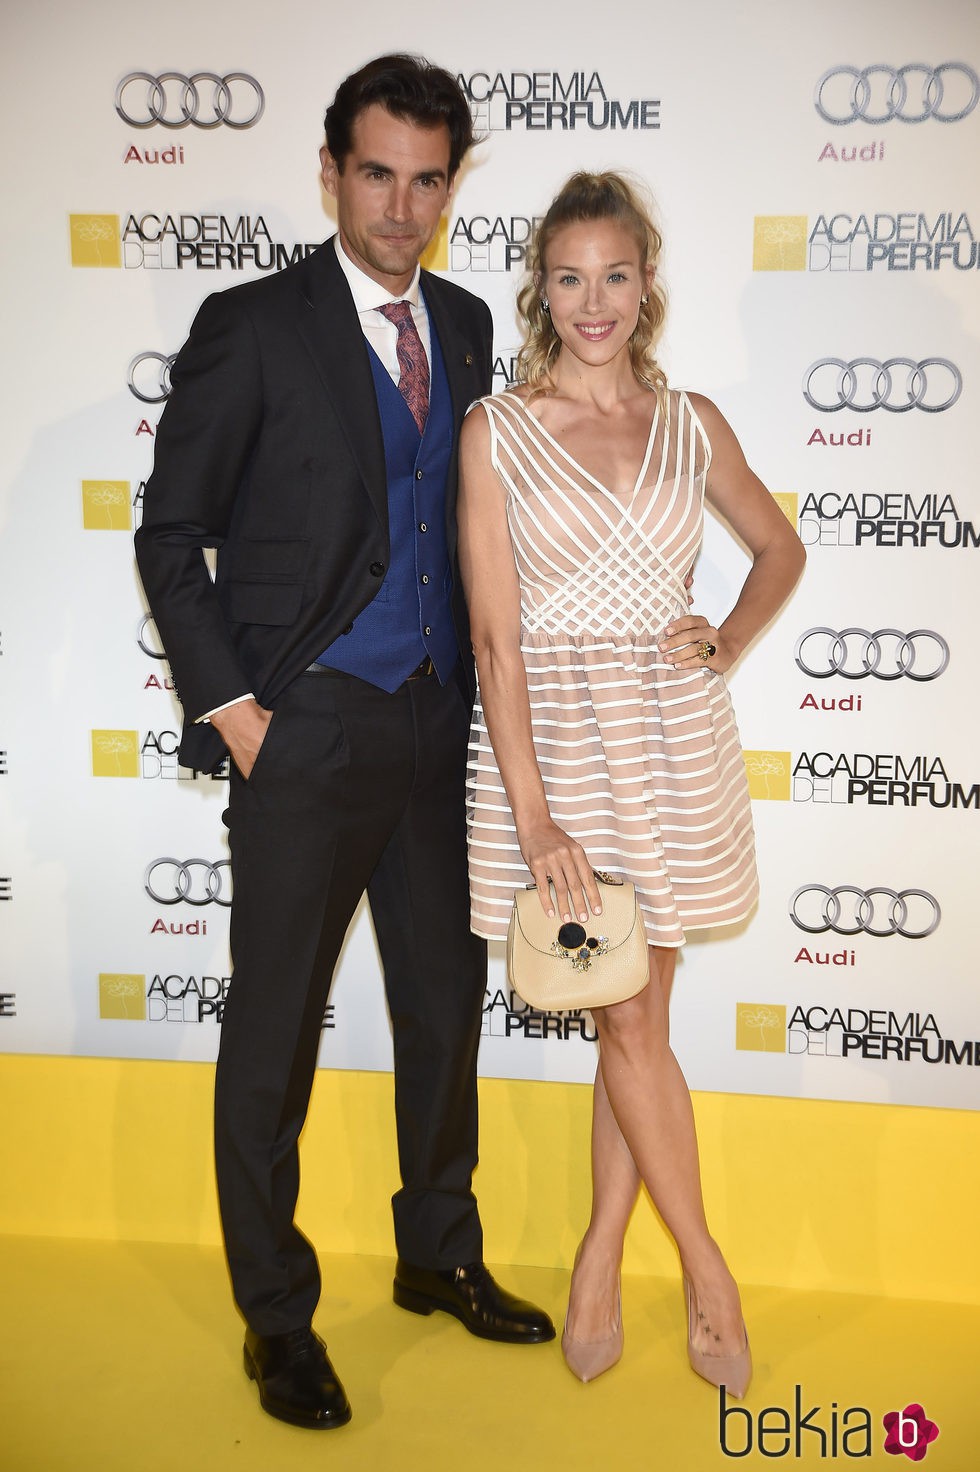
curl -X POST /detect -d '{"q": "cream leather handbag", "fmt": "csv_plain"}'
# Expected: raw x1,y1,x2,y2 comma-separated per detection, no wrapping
506,872,648,1013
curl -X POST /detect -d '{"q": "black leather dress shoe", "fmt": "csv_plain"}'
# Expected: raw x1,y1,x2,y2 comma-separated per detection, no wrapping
243,1326,352,1429
393,1259,556,1344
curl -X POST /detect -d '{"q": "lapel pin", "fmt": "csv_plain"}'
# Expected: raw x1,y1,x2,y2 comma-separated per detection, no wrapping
464,353,474,367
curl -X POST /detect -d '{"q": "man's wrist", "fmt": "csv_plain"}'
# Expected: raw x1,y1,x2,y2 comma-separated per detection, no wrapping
197,693,255,724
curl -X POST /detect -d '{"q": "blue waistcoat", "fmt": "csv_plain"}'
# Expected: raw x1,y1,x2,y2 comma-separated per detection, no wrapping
316,312,458,689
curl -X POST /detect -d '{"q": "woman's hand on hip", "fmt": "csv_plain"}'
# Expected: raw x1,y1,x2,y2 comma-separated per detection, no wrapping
659,614,735,674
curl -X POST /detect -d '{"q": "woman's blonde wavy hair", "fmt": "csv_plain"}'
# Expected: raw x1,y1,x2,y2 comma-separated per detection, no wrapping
515,172,668,403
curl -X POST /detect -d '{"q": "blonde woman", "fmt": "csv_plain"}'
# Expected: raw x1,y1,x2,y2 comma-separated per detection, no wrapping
459,173,804,1391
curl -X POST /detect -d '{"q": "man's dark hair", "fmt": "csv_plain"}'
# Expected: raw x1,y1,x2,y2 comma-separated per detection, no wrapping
324,54,476,179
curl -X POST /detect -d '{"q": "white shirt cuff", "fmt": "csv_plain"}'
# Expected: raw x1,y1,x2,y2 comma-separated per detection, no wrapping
196,693,255,723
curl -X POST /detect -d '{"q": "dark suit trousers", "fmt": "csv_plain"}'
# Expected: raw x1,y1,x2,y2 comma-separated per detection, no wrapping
214,666,487,1335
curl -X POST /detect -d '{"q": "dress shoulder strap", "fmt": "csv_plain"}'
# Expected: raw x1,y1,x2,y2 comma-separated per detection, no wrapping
465,392,528,481
673,388,713,479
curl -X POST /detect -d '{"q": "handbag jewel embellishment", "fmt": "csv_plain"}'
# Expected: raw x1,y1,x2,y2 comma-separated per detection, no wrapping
551,921,610,971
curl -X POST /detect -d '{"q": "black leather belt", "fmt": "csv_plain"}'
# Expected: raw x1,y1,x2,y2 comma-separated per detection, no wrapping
304,656,436,680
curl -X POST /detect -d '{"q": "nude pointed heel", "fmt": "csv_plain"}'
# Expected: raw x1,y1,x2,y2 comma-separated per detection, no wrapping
684,1276,751,1399
561,1288,623,1383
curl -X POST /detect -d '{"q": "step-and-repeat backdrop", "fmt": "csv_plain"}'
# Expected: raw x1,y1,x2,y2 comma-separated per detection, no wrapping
2,0,977,1109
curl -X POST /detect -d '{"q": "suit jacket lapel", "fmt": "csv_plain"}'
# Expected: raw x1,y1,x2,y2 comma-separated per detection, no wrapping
422,272,485,563
421,272,482,439
295,241,388,530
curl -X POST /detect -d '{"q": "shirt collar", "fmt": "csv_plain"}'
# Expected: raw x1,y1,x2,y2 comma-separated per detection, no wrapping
333,234,422,314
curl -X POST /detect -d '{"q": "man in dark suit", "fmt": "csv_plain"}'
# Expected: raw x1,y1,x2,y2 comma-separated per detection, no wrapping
135,55,554,1431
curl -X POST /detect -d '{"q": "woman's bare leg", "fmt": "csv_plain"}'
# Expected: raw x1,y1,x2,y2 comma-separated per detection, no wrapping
565,947,675,1340
567,946,745,1357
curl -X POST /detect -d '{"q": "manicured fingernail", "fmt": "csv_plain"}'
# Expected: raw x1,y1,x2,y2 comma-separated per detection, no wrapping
594,904,602,914
547,907,555,917
579,910,587,921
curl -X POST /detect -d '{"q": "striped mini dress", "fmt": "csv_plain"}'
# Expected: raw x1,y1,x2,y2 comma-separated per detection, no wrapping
466,388,759,947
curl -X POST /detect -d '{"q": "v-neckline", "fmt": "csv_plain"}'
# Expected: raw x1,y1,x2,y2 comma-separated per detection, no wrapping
505,389,662,500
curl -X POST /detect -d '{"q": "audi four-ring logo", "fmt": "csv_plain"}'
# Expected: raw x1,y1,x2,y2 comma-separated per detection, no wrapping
790,886,941,938
145,858,231,906
128,351,176,404
795,628,949,681
115,72,265,129
815,63,980,124
802,359,961,414
137,614,167,659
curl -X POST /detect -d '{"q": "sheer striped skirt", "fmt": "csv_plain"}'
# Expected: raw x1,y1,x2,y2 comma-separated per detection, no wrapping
466,630,759,945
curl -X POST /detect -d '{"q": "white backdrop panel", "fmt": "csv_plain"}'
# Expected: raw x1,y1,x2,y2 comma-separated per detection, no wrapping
1,0,977,1109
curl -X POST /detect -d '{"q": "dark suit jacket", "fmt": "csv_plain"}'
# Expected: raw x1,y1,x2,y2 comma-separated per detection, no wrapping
135,238,494,772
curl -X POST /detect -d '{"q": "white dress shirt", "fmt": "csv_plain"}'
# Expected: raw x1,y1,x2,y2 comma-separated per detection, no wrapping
332,234,433,380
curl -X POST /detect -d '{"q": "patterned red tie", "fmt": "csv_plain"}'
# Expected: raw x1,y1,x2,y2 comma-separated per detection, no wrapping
377,301,430,434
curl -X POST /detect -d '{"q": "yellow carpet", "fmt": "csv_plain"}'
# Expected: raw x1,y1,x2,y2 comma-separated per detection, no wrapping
0,1237,972,1470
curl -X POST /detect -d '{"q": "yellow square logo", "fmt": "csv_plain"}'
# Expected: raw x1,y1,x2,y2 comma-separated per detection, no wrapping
772,493,798,527
742,750,791,801
92,730,140,778
99,974,146,1020
736,1003,786,1052
420,216,449,272
753,216,807,271
70,214,121,268
82,480,132,531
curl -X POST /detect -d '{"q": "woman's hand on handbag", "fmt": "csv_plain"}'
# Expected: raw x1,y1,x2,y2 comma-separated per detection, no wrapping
517,818,603,924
